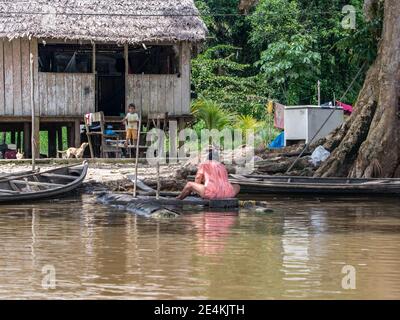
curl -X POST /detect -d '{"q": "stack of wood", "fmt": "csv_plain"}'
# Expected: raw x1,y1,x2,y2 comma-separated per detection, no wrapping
174,143,318,180
252,144,316,176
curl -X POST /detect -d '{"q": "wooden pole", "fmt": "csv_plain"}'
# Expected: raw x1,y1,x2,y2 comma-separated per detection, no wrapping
48,127,57,158
124,43,129,113
156,118,161,200
17,130,21,152
317,80,321,106
30,52,36,171
156,159,160,200
93,43,98,112
10,131,16,144
74,120,81,148
57,126,63,152
24,122,31,157
133,73,143,198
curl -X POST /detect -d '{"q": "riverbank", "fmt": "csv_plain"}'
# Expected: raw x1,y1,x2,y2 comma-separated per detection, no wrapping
0,143,319,193
0,161,187,193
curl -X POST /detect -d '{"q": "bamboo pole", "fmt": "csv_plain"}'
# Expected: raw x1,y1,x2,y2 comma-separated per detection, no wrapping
30,52,36,171
156,159,160,200
156,118,161,200
133,73,144,198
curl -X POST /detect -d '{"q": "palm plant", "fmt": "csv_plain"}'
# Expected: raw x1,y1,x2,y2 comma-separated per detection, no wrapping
191,98,236,131
234,115,263,133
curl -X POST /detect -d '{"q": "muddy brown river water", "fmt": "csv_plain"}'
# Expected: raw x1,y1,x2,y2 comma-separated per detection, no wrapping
0,194,400,299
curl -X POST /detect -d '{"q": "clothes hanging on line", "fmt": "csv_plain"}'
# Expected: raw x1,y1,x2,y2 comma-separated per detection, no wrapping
274,103,285,129
336,101,353,114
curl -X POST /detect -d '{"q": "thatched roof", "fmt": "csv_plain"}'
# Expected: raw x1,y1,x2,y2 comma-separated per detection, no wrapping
0,0,207,44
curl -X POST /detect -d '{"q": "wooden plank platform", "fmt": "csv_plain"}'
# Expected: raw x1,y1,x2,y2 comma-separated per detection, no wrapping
130,197,239,209
97,193,239,210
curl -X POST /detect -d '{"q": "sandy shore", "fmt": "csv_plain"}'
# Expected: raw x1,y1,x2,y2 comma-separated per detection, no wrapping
0,162,187,192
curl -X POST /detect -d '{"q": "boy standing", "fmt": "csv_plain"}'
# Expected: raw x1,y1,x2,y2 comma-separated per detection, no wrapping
122,104,139,147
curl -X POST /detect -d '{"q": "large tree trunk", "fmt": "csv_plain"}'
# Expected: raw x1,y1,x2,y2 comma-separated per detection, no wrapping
315,0,400,178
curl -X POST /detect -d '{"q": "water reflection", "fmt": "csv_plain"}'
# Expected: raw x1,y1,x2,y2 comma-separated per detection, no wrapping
188,212,237,257
0,195,400,299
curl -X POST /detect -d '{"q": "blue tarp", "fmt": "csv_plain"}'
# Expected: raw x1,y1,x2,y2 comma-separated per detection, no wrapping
269,131,284,149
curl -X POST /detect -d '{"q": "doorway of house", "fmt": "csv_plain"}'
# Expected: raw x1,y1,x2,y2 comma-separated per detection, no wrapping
95,45,125,116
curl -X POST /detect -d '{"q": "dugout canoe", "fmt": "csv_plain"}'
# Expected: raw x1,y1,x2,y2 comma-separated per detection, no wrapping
230,174,400,196
0,161,88,203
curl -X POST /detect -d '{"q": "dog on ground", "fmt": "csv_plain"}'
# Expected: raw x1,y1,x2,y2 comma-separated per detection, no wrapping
16,149,24,160
57,142,89,159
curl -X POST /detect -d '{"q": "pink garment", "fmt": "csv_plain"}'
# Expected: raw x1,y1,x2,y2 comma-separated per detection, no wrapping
196,161,236,200
84,113,93,125
337,101,353,114
274,102,285,129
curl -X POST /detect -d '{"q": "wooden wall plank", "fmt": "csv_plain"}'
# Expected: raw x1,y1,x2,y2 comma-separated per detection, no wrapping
37,72,94,117
39,73,47,116
3,40,14,115
166,75,174,115
81,74,95,115
143,74,151,116
55,74,65,116
65,74,73,115
125,75,131,111
31,38,40,116
0,39,4,115
126,73,185,117
173,77,182,116
181,43,191,115
150,76,158,114
157,75,166,113
89,75,95,113
133,75,141,111
21,39,31,116
72,74,81,115
81,74,86,114
47,73,56,116
12,39,22,116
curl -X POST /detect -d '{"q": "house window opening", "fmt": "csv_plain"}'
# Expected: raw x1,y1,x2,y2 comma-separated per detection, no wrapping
38,44,93,73
128,45,179,75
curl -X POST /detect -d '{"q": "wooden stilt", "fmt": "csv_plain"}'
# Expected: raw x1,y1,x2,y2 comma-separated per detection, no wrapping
74,120,81,148
48,127,56,158
32,116,40,161
67,124,73,148
178,117,186,148
10,131,16,144
24,122,31,158
17,131,22,152
57,126,63,153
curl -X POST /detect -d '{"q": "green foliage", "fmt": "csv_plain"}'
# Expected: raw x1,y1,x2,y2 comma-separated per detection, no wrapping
257,34,321,105
192,0,381,131
234,115,262,133
191,98,236,131
248,0,303,50
192,45,268,118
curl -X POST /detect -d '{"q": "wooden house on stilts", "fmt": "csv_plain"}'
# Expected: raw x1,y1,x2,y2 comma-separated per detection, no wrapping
0,0,207,158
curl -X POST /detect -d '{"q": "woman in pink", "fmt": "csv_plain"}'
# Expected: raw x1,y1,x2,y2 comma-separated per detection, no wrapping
177,152,240,200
